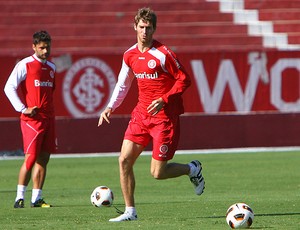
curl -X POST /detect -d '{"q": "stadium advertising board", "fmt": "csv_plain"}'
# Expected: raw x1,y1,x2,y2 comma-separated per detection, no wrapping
1,51,300,153
0,51,299,118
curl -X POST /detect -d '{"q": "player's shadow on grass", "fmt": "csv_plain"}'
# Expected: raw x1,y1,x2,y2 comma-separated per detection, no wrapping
255,212,300,217
200,212,300,219
199,212,300,229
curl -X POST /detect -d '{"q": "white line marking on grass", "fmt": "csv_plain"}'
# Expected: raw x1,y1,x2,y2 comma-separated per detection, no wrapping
1,146,300,160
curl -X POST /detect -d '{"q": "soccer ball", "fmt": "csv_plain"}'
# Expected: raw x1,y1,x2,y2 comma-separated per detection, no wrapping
226,203,254,229
90,186,114,207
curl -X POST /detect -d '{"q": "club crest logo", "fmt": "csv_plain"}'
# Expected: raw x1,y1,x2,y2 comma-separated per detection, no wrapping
50,70,55,79
63,57,116,118
159,144,169,158
159,144,168,154
148,59,156,69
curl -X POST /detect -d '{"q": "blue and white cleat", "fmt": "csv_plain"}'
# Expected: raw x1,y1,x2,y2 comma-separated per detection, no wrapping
189,160,205,195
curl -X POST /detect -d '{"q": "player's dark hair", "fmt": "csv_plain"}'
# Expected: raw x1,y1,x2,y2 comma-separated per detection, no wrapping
134,7,157,30
32,30,51,45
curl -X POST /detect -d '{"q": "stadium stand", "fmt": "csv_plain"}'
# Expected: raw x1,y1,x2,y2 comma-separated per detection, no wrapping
212,0,300,50
0,0,299,55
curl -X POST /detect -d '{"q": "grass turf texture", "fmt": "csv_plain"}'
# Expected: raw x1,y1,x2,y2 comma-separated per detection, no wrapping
0,151,299,229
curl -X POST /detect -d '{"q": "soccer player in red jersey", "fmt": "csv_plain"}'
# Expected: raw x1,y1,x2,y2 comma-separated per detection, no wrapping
4,31,56,208
98,8,205,221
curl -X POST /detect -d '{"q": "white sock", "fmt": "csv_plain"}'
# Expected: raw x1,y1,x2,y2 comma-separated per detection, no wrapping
31,189,42,203
15,185,27,201
188,163,196,176
125,206,137,216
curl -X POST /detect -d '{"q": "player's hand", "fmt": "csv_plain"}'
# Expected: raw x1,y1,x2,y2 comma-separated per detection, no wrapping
98,107,112,126
147,98,165,116
23,106,38,117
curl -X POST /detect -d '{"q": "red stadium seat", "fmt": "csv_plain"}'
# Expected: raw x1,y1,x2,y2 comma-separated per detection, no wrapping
0,0,299,56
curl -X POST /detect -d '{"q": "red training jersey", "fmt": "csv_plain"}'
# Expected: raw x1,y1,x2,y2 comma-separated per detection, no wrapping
108,40,191,118
4,54,56,120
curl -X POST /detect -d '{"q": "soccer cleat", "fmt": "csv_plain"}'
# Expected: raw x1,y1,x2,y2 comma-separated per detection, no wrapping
109,211,138,222
14,199,25,208
189,160,205,195
31,198,52,208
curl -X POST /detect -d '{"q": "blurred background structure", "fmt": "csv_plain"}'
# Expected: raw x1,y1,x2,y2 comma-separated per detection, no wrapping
1,0,300,154
1,0,299,56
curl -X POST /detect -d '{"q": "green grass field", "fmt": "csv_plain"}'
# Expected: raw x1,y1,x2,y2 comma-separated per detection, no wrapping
0,150,299,229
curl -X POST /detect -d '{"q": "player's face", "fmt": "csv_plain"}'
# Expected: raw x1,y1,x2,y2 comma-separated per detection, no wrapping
135,19,155,45
32,41,51,60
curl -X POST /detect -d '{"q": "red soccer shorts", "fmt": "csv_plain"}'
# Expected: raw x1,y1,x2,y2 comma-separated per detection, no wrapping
20,118,57,169
124,107,180,161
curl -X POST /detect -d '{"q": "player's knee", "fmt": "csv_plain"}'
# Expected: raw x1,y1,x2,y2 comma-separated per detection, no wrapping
151,160,169,179
118,154,134,169
151,168,166,179
151,172,162,179
118,155,126,165
36,152,50,166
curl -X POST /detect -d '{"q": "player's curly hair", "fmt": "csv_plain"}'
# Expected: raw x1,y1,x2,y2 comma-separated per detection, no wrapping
33,30,51,45
134,7,157,30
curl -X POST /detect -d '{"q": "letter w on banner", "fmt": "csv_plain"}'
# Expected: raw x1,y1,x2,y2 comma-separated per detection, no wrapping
191,52,269,114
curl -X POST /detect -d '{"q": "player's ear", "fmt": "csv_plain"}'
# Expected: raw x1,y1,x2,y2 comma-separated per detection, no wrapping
133,24,137,31
32,44,36,52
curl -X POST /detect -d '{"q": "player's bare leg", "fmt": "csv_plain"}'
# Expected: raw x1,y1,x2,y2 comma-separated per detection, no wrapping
151,158,205,195
150,158,190,179
109,139,142,222
32,151,50,189
18,154,32,186
119,140,143,207
31,151,51,207
14,154,32,208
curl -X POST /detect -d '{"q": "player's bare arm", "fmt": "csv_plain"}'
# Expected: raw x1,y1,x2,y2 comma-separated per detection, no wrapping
98,107,112,126
23,106,38,117
147,98,165,116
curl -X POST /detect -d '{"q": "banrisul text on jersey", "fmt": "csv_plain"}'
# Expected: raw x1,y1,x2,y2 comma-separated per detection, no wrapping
134,71,158,79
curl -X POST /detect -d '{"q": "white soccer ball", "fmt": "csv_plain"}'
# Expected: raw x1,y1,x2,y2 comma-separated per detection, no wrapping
226,203,254,229
90,186,114,207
